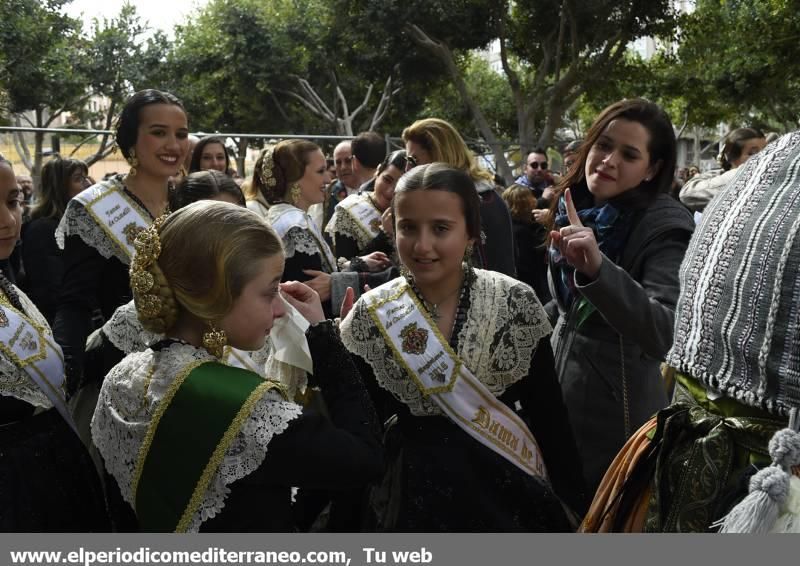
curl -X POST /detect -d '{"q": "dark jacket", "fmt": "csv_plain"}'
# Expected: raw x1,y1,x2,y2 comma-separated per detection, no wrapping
551,194,694,494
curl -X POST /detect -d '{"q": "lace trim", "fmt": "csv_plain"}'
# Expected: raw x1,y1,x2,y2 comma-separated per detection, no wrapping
91,343,302,532
103,301,160,354
340,269,551,416
56,178,133,264
325,195,379,250
0,287,56,409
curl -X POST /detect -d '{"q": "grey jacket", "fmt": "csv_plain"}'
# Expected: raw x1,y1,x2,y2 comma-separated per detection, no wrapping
551,194,694,493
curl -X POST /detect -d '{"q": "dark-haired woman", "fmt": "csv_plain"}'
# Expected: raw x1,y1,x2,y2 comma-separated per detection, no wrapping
340,163,585,531
547,99,694,495
22,157,91,323
679,127,766,213
0,158,108,531
189,136,231,175
52,89,190,391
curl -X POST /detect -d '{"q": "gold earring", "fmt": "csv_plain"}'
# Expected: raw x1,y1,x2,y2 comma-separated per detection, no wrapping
463,242,475,263
127,149,138,178
290,183,302,205
202,322,227,358
179,165,188,178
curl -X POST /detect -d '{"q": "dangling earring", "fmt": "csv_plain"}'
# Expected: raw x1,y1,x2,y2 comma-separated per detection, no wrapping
127,149,138,178
399,264,412,281
179,165,188,178
290,183,302,206
463,242,475,264
202,322,227,358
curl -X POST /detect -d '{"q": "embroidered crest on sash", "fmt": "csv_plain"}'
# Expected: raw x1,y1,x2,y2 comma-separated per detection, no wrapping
123,223,145,246
0,308,7,328
400,322,428,355
369,218,382,232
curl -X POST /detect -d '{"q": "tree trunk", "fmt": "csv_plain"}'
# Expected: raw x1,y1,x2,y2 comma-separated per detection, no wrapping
236,137,248,176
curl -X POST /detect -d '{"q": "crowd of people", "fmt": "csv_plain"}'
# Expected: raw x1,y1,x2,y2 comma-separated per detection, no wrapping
0,88,798,534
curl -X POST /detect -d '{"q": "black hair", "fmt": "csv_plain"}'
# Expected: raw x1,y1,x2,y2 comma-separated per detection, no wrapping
114,89,186,159
351,131,386,169
719,128,766,171
377,149,408,174
189,136,231,174
392,162,481,240
174,170,245,209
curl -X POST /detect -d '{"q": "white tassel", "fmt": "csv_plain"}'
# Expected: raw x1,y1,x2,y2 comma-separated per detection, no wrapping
715,428,800,533
770,476,800,533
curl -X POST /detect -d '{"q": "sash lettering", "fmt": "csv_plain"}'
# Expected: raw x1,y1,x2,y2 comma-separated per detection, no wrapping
76,184,151,262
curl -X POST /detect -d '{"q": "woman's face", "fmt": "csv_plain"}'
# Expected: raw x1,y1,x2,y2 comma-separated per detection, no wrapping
373,164,404,211
730,138,767,169
405,140,433,170
199,142,227,173
295,149,330,209
394,189,472,293
131,103,190,179
0,165,23,260
68,168,91,198
585,118,657,201
219,254,286,351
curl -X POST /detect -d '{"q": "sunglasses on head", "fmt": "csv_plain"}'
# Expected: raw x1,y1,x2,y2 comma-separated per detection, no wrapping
405,154,418,171
528,161,547,170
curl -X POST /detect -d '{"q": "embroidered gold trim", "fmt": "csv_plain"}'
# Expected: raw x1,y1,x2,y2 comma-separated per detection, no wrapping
175,380,283,532
82,184,152,262
132,359,206,502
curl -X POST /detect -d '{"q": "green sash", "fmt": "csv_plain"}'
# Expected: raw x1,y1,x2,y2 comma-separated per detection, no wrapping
133,361,286,532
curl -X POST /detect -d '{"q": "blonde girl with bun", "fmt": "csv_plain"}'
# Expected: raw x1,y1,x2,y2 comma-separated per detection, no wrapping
92,200,382,532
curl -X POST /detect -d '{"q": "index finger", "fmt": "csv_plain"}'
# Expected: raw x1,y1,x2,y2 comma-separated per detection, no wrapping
565,188,583,227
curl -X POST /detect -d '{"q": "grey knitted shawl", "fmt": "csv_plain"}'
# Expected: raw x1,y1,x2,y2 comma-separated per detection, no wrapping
666,131,800,417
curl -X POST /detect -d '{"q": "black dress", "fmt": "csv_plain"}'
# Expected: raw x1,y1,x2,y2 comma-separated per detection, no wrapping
21,216,62,325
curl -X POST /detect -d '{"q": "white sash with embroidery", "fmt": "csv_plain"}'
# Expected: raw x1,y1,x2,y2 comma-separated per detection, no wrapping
0,303,75,432
368,283,548,479
330,194,382,245
221,346,262,374
74,182,152,262
269,205,337,273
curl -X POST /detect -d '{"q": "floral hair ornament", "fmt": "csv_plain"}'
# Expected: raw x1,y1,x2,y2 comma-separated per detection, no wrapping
259,148,278,188
130,214,169,318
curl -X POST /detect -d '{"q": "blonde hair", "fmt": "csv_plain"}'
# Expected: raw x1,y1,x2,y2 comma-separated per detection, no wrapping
244,139,320,203
402,118,493,184
132,200,283,333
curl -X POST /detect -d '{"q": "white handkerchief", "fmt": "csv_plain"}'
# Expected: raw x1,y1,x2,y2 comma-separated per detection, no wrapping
270,295,313,374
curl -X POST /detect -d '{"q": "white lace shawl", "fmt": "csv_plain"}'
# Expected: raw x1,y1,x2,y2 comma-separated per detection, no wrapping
91,342,302,532
102,300,161,354
324,193,380,250
0,286,56,409
265,203,335,272
340,269,551,416
55,177,142,264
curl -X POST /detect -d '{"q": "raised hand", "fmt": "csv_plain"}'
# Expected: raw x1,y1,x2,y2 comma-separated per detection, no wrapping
280,281,325,324
302,270,332,302
549,188,603,280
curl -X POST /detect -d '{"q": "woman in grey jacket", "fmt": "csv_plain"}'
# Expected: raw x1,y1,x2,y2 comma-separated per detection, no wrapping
547,99,695,495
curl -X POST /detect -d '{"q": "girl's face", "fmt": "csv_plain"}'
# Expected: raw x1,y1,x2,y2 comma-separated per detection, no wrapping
584,118,658,201
131,103,190,179
219,254,286,351
68,168,90,198
0,165,23,260
394,189,472,292
730,138,767,169
199,142,228,173
295,149,330,209
373,164,404,211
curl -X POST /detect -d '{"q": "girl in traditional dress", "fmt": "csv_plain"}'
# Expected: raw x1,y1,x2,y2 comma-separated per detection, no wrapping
53,89,190,390
0,158,108,531
547,99,694,495
340,163,585,531
325,149,407,261
245,140,391,316
92,200,383,532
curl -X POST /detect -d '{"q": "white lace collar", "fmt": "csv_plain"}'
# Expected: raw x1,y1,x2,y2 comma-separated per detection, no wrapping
340,269,551,416
55,177,150,264
324,193,381,250
0,286,56,409
91,342,302,531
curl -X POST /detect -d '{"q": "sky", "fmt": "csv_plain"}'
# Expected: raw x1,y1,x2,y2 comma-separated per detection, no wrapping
63,0,208,37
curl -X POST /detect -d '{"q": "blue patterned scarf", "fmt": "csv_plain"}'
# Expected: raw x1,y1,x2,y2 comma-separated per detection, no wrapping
549,194,634,322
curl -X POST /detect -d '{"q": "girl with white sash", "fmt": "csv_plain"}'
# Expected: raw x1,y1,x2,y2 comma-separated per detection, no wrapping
0,158,108,531
53,89,190,390
92,201,383,532
325,149,407,261
245,140,391,317
340,163,586,531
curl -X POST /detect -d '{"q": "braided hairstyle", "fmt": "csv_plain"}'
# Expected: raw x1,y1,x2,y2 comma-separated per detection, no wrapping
244,139,320,204
131,200,283,334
